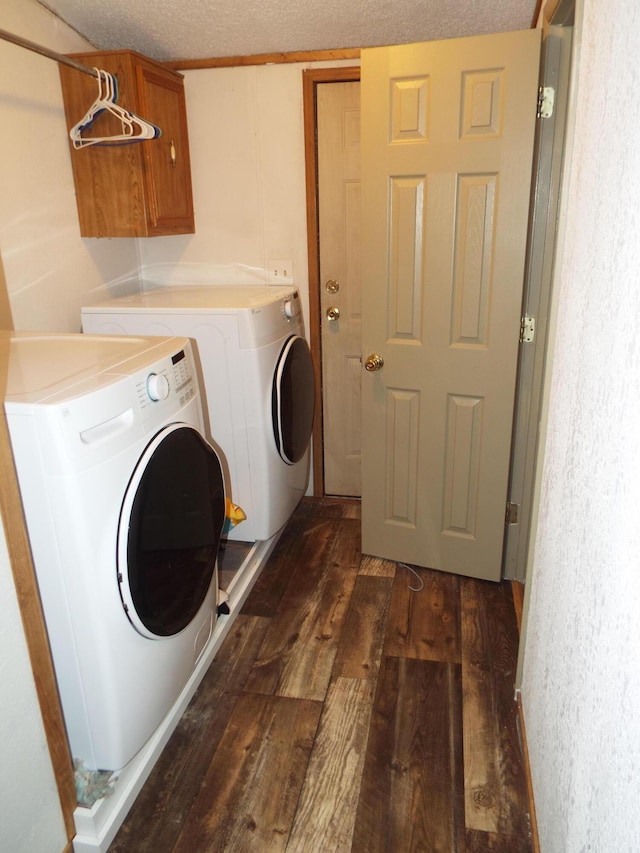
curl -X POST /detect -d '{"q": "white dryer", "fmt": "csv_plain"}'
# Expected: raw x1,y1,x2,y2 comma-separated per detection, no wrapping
3,331,225,772
81,286,315,543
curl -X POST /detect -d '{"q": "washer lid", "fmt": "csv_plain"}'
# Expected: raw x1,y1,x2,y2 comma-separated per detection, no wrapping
81,285,297,314
0,331,181,403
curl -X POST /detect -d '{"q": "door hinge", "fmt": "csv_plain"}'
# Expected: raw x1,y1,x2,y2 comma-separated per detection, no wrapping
537,86,555,119
506,502,520,525
520,315,535,343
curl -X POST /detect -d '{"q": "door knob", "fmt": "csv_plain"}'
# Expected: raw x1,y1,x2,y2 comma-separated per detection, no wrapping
364,353,384,372
326,306,340,321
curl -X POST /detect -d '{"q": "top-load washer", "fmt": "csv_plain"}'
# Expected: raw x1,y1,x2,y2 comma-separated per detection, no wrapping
81,286,315,543
3,331,225,772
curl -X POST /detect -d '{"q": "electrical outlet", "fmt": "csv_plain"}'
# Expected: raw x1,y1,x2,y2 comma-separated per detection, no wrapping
267,259,294,285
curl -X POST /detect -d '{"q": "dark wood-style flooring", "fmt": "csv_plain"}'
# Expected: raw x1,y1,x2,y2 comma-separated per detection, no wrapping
109,498,533,852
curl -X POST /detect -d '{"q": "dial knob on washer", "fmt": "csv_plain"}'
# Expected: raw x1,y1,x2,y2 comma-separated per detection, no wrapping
146,373,170,401
283,299,295,319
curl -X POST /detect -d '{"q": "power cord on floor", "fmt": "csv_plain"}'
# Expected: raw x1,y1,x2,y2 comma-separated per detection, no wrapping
397,562,424,592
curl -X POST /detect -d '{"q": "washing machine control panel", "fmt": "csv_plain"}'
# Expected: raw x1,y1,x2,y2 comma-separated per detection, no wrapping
169,347,196,403
146,372,170,401
135,346,197,418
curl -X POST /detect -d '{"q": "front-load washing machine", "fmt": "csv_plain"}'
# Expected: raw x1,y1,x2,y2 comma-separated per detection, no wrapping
81,286,315,543
2,331,225,771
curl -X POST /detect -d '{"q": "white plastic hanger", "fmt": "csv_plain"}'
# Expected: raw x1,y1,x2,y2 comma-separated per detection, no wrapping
69,68,162,148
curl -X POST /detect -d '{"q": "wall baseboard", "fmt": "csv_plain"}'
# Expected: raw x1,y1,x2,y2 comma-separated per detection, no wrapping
516,690,541,853
511,579,525,635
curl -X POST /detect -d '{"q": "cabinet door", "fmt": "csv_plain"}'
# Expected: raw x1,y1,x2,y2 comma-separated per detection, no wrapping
59,54,147,237
59,51,195,237
137,65,195,235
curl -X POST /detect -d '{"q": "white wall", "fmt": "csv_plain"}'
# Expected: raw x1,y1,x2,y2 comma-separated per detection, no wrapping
0,4,91,848
0,2,139,848
521,1,640,850
0,0,140,332
0,521,67,852
138,59,355,332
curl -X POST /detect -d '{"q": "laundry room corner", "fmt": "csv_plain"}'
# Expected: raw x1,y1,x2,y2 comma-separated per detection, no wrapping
0,0,145,334
134,59,358,343
130,57,356,501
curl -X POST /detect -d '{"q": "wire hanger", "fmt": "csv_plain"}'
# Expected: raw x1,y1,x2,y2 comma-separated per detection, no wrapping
69,68,162,148
0,29,163,148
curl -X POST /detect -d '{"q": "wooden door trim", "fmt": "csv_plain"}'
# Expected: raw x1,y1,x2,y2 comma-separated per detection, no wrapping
303,66,360,497
168,47,361,71
1,257,75,840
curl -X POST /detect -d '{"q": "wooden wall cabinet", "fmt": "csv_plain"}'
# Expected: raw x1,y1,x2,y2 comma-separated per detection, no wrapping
59,50,195,238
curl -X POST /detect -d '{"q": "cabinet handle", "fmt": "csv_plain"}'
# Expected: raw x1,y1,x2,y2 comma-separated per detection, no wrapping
170,139,176,167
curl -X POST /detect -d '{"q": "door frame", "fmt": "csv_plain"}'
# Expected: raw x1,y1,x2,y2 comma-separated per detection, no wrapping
303,65,361,497
504,0,575,582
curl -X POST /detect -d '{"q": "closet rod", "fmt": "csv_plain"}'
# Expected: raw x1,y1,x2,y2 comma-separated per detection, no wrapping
0,27,98,78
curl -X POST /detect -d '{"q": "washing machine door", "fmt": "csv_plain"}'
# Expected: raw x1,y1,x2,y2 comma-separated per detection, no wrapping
272,335,315,465
117,424,225,638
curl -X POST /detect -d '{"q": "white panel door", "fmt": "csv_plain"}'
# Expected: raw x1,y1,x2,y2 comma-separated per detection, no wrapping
361,30,541,580
318,81,362,496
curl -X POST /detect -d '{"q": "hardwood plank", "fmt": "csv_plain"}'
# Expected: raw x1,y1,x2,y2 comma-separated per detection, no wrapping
297,496,361,519
466,828,533,851
384,567,461,663
102,500,534,853
218,540,252,591
461,578,531,845
332,575,394,680
241,503,312,617
240,501,359,621
359,553,396,577
353,656,465,852
172,693,322,853
109,615,271,852
285,677,374,851
339,500,361,520
243,517,360,701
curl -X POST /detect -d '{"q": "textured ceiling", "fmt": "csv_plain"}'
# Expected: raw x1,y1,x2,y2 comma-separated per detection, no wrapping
38,0,539,62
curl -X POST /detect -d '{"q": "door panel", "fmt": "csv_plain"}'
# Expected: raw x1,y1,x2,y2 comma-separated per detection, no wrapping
361,30,541,580
137,66,194,232
318,81,362,496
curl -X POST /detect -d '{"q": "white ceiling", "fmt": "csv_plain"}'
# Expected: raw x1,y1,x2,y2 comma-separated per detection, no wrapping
38,0,539,63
